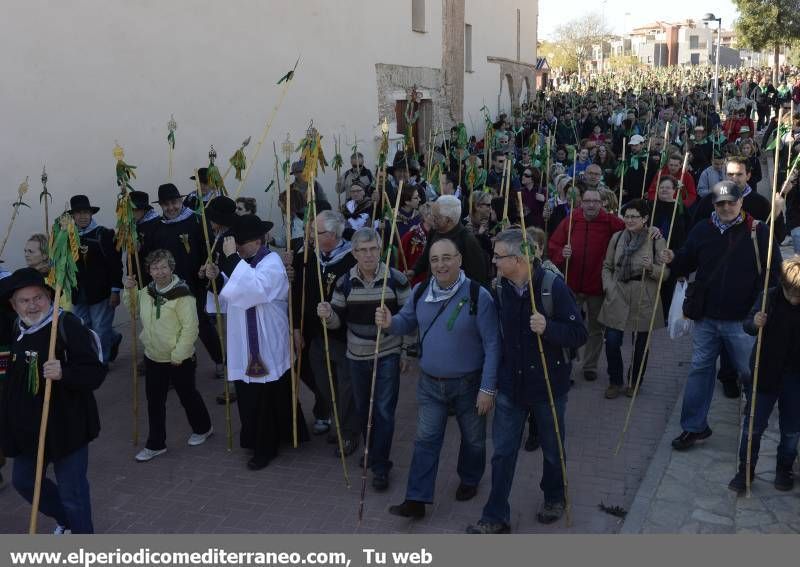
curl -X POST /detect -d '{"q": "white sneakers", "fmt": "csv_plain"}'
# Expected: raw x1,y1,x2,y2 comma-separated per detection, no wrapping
135,447,167,462
135,427,213,461
188,427,214,446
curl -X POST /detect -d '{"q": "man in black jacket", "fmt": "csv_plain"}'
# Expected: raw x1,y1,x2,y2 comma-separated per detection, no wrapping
661,181,782,451
69,195,123,363
0,268,107,533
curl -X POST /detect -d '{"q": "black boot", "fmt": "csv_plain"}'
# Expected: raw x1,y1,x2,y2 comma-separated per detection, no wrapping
728,463,756,495
774,462,795,491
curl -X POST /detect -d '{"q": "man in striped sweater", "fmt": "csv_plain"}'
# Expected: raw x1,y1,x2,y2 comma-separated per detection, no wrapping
317,228,411,491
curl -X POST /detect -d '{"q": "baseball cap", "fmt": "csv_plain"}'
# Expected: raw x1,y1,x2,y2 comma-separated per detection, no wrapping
711,180,743,204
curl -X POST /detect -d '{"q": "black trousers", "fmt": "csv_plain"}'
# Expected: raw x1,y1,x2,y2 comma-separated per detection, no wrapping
196,295,223,364
145,356,212,450
235,372,308,463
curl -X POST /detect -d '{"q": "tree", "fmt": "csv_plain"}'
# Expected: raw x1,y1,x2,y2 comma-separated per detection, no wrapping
553,13,612,79
734,0,800,83
538,40,579,73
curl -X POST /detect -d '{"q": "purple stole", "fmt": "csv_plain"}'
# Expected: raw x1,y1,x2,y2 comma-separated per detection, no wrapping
244,246,271,378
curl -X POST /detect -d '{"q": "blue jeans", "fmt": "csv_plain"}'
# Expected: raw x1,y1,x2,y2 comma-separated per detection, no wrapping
792,227,800,255
604,328,649,386
405,372,486,503
481,392,567,525
12,445,93,533
73,300,120,362
680,318,754,432
738,374,800,468
349,354,400,475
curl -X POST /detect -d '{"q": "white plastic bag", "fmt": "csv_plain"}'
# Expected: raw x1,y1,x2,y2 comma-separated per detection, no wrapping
668,280,694,339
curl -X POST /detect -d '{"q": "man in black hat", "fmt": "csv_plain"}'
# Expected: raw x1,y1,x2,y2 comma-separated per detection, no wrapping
0,268,107,533
142,183,223,374
661,180,783,451
129,191,159,279
291,161,330,207
218,214,305,469
68,195,123,363
184,168,220,212
199,196,239,387
387,152,427,205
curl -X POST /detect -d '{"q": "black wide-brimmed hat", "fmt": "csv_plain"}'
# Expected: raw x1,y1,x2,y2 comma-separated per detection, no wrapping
153,183,184,204
129,190,152,211
68,195,100,214
0,267,53,305
206,196,237,227
387,151,420,175
230,214,274,244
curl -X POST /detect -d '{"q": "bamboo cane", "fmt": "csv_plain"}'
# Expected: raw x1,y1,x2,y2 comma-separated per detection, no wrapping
358,180,404,523
615,154,689,456
617,138,627,217
501,158,512,224
295,183,315,386
564,155,578,282
371,163,387,224
273,145,299,449
517,192,571,527
41,167,51,239
29,284,63,534
788,99,794,169
310,178,350,488
745,107,784,497
126,252,140,446
639,136,654,200
0,179,28,260
394,223,408,272
233,73,295,199
193,172,233,451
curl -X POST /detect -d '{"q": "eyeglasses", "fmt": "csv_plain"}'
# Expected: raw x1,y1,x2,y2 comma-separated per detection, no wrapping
623,214,642,220
492,253,518,261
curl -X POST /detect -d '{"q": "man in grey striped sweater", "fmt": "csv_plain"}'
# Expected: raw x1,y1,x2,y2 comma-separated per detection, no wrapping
317,228,411,491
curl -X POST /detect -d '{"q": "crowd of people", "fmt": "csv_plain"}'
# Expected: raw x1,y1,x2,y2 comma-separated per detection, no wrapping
0,63,799,535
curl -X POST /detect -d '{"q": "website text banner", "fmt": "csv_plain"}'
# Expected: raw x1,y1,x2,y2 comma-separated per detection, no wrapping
0,535,786,567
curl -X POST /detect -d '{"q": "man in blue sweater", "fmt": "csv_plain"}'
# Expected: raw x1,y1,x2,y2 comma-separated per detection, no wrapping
661,180,782,451
466,229,587,533
375,238,500,519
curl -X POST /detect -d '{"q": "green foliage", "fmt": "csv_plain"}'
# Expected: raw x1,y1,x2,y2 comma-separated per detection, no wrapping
733,0,800,52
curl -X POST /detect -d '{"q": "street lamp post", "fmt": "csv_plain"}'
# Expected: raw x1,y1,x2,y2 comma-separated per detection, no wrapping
703,13,722,110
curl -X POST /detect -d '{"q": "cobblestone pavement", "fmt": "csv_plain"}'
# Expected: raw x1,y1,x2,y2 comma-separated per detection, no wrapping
622,243,800,534
0,316,693,534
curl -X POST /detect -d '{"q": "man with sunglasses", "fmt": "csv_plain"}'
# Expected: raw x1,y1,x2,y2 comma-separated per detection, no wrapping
661,180,782,451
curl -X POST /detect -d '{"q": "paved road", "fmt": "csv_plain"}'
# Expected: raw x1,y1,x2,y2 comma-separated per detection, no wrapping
0,318,692,534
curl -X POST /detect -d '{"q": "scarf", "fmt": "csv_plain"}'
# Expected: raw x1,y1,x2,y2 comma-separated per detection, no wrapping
742,185,753,199
138,209,159,225
711,211,745,234
16,306,57,341
617,229,648,282
161,207,194,224
243,246,271,378
77,219,98,236
320,239,352,268
146,276,192,319
425,270,466,303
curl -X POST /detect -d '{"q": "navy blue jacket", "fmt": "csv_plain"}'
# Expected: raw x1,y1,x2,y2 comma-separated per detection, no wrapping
670,214,782,321
495,268,588,406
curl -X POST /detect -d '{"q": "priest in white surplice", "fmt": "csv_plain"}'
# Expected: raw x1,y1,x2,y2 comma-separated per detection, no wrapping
219,214,303,470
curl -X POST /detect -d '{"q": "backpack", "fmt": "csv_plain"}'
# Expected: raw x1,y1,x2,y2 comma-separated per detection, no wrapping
495,268,578,362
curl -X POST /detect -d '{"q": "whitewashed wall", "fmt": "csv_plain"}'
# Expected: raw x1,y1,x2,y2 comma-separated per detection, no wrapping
0,0,535,268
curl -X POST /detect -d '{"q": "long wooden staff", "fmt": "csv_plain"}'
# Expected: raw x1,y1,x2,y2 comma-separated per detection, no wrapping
650,122,671,202
310,178,350,488
40,167,52,238
564,156,578,281
617,138,627,217
233,59,299,199
126,252,140,446
745,107,784,497
358,180,404,523
614,154,688,456
501,158,512,224
277,143,299,449
517,192,571,527
193,171,233,451
29,213,78,534
788,99,794,169
0,178,30,260
639,136,654,201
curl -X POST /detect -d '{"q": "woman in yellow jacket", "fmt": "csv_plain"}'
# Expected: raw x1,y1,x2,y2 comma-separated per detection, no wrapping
123,249,212,462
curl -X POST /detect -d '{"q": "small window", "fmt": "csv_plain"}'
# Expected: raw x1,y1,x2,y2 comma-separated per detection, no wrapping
412,0,425,33
689,35,699,49
690,53,700,65
465,24,473,72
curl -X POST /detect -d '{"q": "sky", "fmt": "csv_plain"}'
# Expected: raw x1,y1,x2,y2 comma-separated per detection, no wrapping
538,0,740,40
